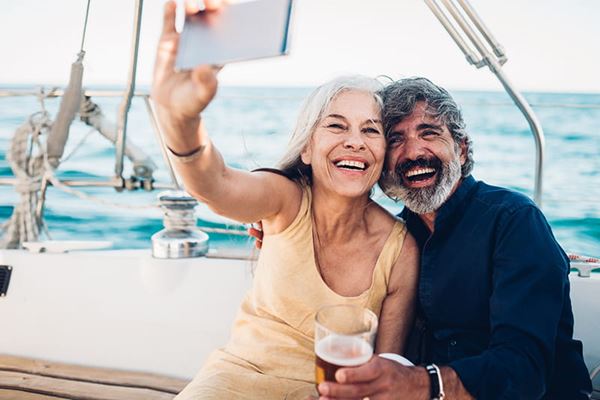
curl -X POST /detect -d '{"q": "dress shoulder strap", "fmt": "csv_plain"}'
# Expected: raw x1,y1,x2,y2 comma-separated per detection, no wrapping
377,220,408,286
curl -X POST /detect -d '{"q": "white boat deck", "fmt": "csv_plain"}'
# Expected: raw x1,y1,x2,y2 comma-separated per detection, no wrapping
0,248,598,394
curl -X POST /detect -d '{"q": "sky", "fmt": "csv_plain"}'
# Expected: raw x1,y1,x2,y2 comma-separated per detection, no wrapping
1,0,599,93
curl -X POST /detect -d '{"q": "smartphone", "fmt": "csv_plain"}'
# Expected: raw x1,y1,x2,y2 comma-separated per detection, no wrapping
175,0,295,69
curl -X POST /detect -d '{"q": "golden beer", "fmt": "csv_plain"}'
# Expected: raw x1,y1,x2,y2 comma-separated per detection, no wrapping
315,335,373,384
314,305,377,385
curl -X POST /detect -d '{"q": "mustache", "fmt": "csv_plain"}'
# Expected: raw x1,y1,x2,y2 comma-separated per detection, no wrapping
396,157,442,174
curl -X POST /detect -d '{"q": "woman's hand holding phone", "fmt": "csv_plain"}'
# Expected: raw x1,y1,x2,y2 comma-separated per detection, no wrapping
151,1,223,153
153,1,222,120
184,0,224,13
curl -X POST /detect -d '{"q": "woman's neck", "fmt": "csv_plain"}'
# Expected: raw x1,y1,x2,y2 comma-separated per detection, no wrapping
310,185,373,244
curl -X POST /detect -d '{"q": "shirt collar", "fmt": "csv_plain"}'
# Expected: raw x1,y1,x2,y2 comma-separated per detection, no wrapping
434,175,477,228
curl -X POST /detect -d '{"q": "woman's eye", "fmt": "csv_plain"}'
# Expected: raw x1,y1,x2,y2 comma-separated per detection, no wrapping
327,123,345,130
363,127,381,135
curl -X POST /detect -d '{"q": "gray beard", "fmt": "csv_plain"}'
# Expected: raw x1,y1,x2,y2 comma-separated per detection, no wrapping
381,157,462,214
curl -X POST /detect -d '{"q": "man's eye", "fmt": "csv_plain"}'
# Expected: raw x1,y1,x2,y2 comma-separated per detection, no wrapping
423,130,439,137
388,135,403,145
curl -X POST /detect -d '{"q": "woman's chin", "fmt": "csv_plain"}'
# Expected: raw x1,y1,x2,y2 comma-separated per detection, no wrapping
327,183,374,200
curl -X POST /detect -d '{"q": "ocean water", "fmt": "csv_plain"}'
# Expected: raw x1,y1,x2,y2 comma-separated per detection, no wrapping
0,87,599,256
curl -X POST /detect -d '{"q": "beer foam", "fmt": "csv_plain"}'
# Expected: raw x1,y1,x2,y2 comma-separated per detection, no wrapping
315,335,373,367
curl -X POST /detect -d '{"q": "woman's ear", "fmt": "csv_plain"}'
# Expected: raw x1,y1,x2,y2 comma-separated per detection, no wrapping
300,145,312,165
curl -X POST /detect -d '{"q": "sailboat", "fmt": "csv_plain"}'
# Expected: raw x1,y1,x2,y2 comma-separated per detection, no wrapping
0,0,598,399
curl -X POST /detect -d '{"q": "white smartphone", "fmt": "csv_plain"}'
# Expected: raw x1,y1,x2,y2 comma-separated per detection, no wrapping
175,0,295,69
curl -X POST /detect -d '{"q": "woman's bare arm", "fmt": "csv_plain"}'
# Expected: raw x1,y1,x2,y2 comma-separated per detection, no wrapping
375,231,420,355
152,1,300,228
157,115,301,225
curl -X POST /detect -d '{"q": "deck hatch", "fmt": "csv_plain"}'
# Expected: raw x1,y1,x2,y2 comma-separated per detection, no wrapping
0,265,12,296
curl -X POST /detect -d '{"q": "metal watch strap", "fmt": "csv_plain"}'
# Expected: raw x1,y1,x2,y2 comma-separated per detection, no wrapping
426,364,445,400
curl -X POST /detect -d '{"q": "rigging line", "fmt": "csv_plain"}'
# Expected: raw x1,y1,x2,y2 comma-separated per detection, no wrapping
80,0,92,54
60,128,97,164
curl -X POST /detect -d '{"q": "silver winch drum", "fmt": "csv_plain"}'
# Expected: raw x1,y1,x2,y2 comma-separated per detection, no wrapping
151,191,209,258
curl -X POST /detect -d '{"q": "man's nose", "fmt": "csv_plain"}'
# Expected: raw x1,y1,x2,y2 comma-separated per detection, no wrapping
401,136,426,160
343,129,366,150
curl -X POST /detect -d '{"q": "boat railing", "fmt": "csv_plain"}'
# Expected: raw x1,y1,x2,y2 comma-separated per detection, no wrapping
115,0,144,187
0,86,180,193
0,87,597,201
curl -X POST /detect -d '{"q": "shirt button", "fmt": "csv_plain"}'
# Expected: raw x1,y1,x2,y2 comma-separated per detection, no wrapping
450,340,457,346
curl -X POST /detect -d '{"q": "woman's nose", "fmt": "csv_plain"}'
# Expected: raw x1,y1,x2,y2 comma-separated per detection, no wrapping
343,129,366,150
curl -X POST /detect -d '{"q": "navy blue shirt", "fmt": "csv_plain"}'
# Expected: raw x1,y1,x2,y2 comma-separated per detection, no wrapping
400,176,592,399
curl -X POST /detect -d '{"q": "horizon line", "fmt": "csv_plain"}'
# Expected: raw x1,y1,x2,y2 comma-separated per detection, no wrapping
1,82,599,97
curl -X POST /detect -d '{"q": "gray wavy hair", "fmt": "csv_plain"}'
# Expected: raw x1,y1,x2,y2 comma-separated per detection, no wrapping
277,75,384,184
379,77,474,177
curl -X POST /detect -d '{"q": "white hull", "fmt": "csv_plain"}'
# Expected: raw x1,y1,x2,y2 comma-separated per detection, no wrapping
0,249,253,379
1,248,598,381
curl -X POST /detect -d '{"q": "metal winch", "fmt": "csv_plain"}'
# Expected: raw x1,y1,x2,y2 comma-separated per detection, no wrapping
151,191,209,259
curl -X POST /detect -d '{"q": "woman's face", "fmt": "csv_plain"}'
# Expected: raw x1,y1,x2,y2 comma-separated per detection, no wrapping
301,90,386,199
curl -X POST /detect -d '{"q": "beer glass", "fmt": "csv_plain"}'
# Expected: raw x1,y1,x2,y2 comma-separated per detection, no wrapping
314,304,378,384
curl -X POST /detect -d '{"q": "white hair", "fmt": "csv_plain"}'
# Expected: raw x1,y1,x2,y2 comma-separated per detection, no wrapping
277,75,384,184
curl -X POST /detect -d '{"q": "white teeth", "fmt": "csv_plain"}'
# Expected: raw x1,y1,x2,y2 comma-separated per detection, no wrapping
335,160,366,170
406,167,435,177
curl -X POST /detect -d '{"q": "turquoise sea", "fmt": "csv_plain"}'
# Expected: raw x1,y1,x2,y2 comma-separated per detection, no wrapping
1,87,599,256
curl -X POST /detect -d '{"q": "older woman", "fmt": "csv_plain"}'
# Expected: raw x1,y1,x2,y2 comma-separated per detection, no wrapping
152,3,419,399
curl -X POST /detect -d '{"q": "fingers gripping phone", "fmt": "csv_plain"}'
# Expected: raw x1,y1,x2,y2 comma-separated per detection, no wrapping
175,0,295,69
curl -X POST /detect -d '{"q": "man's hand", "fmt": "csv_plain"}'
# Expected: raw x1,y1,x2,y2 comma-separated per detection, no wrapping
248,221,264,249
317,356,430,400
317,356,475,400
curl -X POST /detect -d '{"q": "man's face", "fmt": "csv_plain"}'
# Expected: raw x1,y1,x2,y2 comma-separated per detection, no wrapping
380,102,466,214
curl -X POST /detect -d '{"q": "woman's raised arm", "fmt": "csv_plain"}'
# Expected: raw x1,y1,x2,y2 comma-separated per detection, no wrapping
151,1,300,227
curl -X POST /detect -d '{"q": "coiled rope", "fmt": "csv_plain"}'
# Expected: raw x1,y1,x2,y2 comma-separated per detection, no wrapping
0,93,52,248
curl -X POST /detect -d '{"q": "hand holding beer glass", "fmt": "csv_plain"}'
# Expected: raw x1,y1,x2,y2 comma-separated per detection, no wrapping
315,304,378,385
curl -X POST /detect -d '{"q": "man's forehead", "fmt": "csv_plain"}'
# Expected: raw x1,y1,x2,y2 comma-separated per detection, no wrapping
391,109,446,131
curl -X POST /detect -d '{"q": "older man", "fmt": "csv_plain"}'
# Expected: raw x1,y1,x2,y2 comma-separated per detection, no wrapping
317,78,592,399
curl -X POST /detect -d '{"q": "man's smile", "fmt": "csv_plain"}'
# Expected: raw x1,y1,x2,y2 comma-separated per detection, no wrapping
398,158,441,186
405,167,436,182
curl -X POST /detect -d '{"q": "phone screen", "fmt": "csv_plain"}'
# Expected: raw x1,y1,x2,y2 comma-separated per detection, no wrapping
176,0,294,69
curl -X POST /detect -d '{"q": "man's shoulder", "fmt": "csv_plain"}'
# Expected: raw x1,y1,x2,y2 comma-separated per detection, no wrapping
471,179,537,215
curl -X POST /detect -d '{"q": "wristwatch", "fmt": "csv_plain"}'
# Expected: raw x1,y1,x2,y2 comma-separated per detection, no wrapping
426,364,446,400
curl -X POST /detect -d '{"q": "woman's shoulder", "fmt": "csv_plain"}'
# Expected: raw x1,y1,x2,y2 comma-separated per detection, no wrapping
368,201,404,231
256,173,305,235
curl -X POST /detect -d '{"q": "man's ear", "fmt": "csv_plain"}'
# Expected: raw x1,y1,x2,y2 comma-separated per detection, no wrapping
459,139,467,166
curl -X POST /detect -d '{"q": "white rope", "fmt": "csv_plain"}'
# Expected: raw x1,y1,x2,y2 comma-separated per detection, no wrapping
0,104,51,248
162,208,197,231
